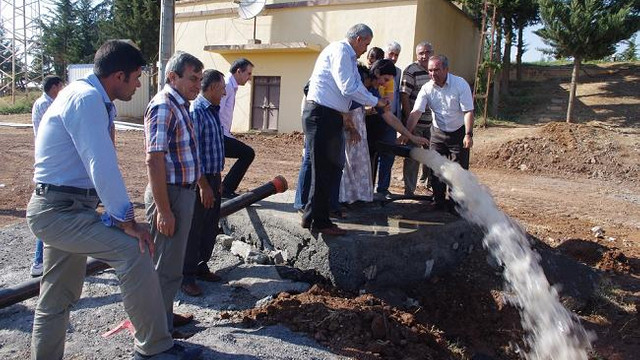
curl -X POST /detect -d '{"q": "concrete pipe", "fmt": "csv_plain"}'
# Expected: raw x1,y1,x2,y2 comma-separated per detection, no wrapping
0,176,288,309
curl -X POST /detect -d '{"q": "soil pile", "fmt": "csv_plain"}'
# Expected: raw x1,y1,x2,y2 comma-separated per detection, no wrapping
475,122,640,183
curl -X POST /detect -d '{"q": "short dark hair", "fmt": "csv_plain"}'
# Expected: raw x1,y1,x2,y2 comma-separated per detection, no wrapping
370,59,397,77
43,75,63,93
357,63,372,83
367,47,384,62
230,58,254,74
201,69,225,92
165,51,204,83
94,40,146,80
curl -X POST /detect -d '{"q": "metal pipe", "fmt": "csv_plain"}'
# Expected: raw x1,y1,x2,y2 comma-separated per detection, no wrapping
0,176,288,309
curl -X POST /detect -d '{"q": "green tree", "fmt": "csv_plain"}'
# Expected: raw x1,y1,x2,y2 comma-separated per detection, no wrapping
619,34,638,61
536,0,640,122
40,0,76,78
111,0,160,64
73,0,112,63
513,0,539,80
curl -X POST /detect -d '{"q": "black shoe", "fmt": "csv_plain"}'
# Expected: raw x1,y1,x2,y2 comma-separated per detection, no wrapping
133,343,202,359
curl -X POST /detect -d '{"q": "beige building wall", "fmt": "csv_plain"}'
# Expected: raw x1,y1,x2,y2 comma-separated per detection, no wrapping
175,0,478,133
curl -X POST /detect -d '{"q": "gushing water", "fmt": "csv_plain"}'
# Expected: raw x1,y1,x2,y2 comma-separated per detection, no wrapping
411,148,593,360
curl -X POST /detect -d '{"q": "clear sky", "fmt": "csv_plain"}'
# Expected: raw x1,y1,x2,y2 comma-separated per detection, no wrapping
516,25,639,62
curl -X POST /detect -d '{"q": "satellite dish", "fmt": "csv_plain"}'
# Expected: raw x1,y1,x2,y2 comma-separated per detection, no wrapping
235,0,266,20
234,0,266,44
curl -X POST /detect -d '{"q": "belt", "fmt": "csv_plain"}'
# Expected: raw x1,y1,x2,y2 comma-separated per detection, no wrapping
168,183,197,191
35,183,98,197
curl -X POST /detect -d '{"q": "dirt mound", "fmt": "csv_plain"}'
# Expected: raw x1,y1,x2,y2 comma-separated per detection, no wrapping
238,250,529,360
475,122,639,182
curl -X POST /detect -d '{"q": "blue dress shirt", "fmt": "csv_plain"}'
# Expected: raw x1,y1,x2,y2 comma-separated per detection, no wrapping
33,73,134,223
191,94,225,174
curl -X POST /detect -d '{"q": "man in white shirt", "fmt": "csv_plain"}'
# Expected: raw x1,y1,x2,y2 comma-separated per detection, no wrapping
219,58,255,199
302,23,388,235
404,55,474,212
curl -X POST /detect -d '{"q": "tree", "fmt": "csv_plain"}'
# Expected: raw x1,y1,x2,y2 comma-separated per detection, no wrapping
536,0,640,122
619,34,638,61
110,0,160,64
513,0,539,80
40,0,76,78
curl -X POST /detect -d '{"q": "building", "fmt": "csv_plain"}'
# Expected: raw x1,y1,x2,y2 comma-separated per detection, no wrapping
176,0,480,134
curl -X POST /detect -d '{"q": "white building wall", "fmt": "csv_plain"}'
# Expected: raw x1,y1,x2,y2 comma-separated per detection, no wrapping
67,64,152,120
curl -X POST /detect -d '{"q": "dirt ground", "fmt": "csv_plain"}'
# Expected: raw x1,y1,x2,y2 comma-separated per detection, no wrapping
0,64,639,359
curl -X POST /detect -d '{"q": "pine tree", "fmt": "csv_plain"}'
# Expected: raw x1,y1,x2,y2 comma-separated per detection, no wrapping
40,0,76,78
536,0,640,122
111,0,160,64
619,34,638,61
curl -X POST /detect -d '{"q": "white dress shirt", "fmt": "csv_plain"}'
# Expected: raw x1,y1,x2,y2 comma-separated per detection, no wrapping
307,39,378,113
219,73,238,138
412,73,474,132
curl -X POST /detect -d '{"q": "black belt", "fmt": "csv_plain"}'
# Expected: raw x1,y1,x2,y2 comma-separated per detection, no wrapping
169,183,197,191
35,183,98,196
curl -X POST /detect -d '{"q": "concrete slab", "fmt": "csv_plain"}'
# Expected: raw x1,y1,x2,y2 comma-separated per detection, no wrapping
222,190,484,292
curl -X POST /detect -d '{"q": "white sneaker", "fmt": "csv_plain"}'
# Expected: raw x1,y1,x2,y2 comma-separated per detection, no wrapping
30,262,43,277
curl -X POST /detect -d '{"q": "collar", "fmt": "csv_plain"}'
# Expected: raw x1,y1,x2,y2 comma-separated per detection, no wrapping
43,93,54,103
227,73,238,90
85,73,112,106
194,94,220,112
341,39,357,60
163,84,187,105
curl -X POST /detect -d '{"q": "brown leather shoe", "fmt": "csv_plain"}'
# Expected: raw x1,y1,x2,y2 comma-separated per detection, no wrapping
301,218,311,229
181,282,202,297
173,312,194,327
171,329,195,339
197,271,221,282
313,225,347,236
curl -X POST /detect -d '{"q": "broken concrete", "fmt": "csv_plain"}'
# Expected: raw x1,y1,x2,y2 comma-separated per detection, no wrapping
222,191,484,292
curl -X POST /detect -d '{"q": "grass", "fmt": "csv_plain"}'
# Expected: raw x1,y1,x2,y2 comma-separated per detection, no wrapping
0,90,37,115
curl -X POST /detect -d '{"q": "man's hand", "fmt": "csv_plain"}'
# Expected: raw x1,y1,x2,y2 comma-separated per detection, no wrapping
121,221,154,258
397,134,409,145
376,98,389,108
199,184,214,209
410,135,430,147
156,210,176,237
463,134,473,149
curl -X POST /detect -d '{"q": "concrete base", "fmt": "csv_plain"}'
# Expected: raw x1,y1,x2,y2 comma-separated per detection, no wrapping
222,190,483,292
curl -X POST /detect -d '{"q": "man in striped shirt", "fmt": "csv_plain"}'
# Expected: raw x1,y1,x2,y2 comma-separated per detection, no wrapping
144,51,204,339
181,69,227,297
401,41,434,196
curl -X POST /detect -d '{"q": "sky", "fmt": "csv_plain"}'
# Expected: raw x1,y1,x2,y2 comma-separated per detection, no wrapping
516,24,638,62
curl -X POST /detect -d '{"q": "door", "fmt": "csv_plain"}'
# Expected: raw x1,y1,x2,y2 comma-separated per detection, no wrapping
251,76,280,131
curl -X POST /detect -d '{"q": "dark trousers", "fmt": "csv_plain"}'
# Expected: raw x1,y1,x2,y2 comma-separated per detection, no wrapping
430,125,469,205
183,173,222,284
302,101,344,229
294,134,342,212
222,136,255,195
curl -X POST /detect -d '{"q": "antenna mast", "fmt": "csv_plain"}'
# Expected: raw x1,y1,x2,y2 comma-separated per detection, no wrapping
0,0,43,104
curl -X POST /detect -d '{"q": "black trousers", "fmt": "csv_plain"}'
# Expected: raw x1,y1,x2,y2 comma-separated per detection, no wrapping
222,136,255,196
429,125,469,205
183,173,221,284
302,101,344,229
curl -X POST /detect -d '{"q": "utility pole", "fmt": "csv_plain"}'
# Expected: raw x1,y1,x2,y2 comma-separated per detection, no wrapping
158,0,174,91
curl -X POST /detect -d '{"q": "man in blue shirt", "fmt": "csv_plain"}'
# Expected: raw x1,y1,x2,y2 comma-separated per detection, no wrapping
27,40,200,360
29,74,63,277
181,69,227,297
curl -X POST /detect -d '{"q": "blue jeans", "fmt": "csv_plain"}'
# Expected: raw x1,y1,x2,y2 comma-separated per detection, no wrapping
34,238,44,264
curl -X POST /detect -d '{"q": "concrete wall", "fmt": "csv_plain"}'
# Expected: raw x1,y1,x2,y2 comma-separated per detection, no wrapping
416,0,481,83
175,0,478,132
